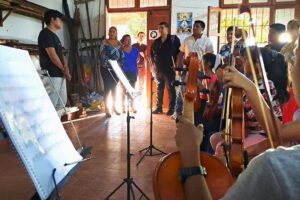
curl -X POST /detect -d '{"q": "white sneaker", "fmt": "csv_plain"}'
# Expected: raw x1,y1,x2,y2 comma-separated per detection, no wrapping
170,112,179,120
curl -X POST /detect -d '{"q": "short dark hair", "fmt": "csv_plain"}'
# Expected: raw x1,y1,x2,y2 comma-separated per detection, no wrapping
194,20,205,29
159,22,169,28
137,32,145,36
270,23,286,33
109,26,117,31
227,26,234,33
121,34,130,43
203,53,216,70
241,46,290,104
44,9,64,25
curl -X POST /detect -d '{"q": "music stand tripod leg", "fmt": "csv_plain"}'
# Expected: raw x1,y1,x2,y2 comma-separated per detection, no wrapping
136,77,166,166
104,94,148,200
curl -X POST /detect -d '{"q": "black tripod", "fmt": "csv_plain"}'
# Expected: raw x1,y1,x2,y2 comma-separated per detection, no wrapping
137,77,166,166
104,94,149,200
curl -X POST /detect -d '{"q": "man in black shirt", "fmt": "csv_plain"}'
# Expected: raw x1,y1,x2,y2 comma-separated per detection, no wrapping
133,31,147,91
38,9,71,116
151,22,181,116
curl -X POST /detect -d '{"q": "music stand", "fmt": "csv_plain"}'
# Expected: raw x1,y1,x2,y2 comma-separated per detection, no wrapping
38,69,91,158
0,45,91,200
136,63,166,166
104,60,149,200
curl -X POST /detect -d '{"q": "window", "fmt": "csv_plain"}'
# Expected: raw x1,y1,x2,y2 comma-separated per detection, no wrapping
219,0,297,50
249,0,268,2
107,0,169,9
140,0,167,7
109,0,135,8
223,0,242,4
276,0,296,2
220,7,270,47
275,8,295,25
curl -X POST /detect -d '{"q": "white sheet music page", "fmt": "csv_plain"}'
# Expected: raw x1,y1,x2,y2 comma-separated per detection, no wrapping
0,45,82,200
108,60,141,99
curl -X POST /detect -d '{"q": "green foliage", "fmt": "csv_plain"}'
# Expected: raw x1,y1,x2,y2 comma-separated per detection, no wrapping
220,16,270,44
127,18,147,37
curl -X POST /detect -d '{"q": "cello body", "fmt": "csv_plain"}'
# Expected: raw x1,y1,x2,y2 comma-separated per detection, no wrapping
153,151,234,200
153,56,234,200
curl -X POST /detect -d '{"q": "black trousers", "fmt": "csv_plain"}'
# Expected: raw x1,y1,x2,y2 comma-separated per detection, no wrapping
121,72,137,108
155,71,176,110
101,67,118,109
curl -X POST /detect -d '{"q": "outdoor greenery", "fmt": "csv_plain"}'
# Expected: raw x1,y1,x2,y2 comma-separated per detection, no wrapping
127,18,147,38
220,9,270,46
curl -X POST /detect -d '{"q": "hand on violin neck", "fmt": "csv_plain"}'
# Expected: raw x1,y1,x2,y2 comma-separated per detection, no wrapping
175,116,203,167
223,66,252,91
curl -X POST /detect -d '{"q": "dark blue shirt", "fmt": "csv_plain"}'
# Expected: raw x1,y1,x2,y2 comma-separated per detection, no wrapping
123,47,139,75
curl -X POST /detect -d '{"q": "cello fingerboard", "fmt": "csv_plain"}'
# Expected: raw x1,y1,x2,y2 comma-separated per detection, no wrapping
183,99,194,124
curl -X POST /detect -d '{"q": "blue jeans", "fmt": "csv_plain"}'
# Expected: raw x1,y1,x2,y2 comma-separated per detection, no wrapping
175,72,187,114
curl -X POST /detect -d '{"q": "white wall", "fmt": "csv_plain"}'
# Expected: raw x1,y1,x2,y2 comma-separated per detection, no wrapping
0,0,220,46
171,0,219,50
0,0,75,47
76,0,105,39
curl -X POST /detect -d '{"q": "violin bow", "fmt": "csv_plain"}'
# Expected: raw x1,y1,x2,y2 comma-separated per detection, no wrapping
239,3,281,148
224,18,238,136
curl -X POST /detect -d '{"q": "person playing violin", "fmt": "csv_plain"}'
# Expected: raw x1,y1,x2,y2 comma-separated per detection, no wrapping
198,53,223,153
175,42,300,200
210,46,289,157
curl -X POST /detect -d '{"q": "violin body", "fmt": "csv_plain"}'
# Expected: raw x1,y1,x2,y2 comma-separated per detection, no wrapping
153,151,234,200
203,79,222,120
228,88,245,176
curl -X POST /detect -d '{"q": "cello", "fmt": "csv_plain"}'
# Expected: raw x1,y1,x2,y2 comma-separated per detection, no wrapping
153,55,234,200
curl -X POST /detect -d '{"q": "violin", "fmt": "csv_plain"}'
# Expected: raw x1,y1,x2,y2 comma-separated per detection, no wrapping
202,75,222,121
221,3,283,176
153,56,233,200
219,18,246,176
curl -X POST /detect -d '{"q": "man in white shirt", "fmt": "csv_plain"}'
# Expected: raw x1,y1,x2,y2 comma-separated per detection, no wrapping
180,20,214,57
172,20,214,120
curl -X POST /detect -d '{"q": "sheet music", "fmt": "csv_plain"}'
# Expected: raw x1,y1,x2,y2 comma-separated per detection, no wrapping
108,60,141,99
0,45,82,200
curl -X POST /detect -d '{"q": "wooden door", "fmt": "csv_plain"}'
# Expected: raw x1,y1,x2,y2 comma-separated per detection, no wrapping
147,9,171,111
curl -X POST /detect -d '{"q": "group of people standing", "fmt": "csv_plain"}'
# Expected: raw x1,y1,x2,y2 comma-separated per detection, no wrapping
99,27,147,117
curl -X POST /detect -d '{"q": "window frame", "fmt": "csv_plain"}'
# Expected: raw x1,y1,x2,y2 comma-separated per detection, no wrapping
106,0,171,12
219,0,299,25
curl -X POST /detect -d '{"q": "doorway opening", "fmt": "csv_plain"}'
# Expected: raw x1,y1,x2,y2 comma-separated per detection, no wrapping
105,12,148,114
106,12,147,43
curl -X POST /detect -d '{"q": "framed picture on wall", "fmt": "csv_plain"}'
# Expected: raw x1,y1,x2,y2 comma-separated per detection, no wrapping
177,12,192,33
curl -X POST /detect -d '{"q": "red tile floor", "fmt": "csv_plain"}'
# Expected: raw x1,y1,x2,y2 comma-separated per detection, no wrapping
0,111,178,200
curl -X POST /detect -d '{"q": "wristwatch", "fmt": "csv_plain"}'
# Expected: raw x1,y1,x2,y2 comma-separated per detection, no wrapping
179,166,207,184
